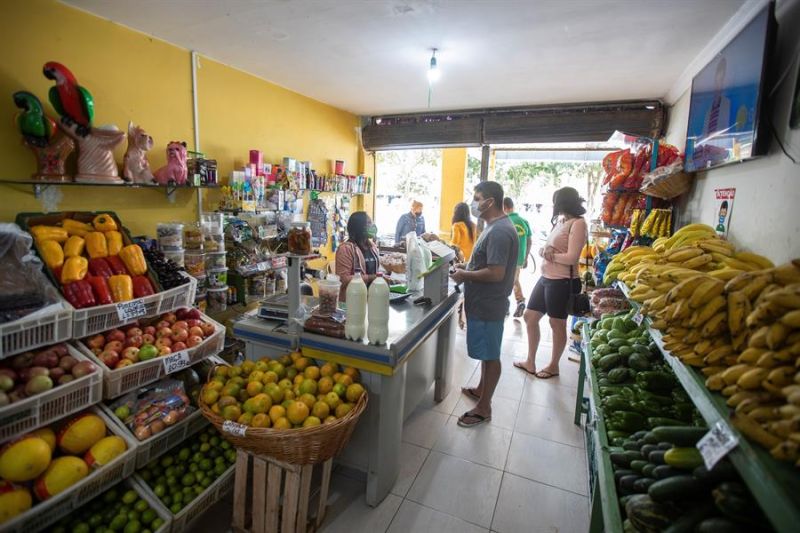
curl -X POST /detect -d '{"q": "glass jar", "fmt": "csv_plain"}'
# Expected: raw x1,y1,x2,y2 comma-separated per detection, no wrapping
288,221,312,255
183,222,204,250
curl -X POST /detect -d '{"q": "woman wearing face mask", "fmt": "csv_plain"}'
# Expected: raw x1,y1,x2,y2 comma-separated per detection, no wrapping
335,211,384,301
513,187,588,379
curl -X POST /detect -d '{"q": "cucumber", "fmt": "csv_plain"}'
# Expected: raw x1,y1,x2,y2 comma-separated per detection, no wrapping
651,426,708,446
648,450,666,465
632,430,649,439
647,417,686,428
608,338,627,349
657,442,673,450
648,475,706,502
608,367,630,383
664,447,704,470
606,430,630,440
693,462,737,483
653,465,683,479
642,463,657,478
618,345,634,357
610,452,633,468
633,477,656,493
614,469,636,483
598,353,623,370
619,474,641,491
622,440,641,451
642,432,659,445
630,460,648,473
640,444,658,457
695,517,741,533
623,450,644,462
628,353,651,371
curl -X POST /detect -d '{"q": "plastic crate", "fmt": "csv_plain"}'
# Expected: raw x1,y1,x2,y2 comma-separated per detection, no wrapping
71,273,197,339
0,344,103,444
0,302,72,359
136,464,236,533
1,406,139,533
102,405,210,468
76,312,225,399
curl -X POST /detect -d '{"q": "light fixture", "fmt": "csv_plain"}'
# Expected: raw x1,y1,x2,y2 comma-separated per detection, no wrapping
427,48,440,83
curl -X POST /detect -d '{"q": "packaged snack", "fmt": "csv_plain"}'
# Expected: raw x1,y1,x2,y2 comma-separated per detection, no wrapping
207,268,228,288
156,222,184,251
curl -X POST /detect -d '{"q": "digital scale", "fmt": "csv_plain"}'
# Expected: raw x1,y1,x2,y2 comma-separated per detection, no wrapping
258,293,318,320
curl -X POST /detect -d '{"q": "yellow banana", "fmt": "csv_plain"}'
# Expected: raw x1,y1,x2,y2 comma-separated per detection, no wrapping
766,366,796,388
746,301,785,329
689,279,724,308
727,390,774,408
705,372,726,391
702,365,728,377
698,241,734,256
701,311,728,338
720,256,762,272
681,253,713,270
683,329,702,344
737,347,768,365
755,351,780,369
737,367,769,389
767,322,792,350
732,331,749,351
693,295,727,327
709,268,745,281
732,414,783,449
771,440,800,462
749,325,770,348
766,288,800,309
773,262,800,285
741,274,773,301
666,246,703,263
734,251,775,270
666,275,707,304
781,309,800,328
672,229,717,249
722,364,752,385
727,290,748,336
725,271,760,293
704,344,734,364
694,339,714,355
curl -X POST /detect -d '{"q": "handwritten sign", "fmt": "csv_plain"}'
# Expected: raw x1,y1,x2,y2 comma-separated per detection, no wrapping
162,350,191,375
697,421,739,470
633,310,645,326
272,256,287,269
222,420,248,437
116,299,146,322
257,261,271,271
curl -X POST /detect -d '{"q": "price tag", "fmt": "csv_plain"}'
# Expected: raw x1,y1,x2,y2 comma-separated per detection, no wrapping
633,310,645,326
222,420,248,437
162,350,191,374
696,421,739,470
116,299,146,322
257,261,270,272
272,256,287,269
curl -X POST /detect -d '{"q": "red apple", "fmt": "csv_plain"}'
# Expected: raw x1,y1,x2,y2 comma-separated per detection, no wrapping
156,327,173,339
186,319,202,328
33,351,59,368
10,352,34,369
51,344,68,357
143,326,156,336
155,337,173,349
116,359,134,369
156,320,171,329
171,341,187,352
171,329,188,343
142,333,155,344
126,327,143,338
91,347,103,355
72,361,97,378
58,374,74,385
186,335,203,348
182,308,201,320
122,347,140,362
188,326,204,339
29,367,50,378
49,367,65,381
58,356,77,372
105,340,124,354
173,320,188,331
100,350,121,367
176,307,189,320
158,346,172,356
163,312,177,324
200,322,215,337
106,329,126,343
86,334,106,350
125,335,144,348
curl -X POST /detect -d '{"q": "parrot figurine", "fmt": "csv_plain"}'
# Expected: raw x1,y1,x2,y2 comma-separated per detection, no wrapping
13,91,57,148
42,61,94,136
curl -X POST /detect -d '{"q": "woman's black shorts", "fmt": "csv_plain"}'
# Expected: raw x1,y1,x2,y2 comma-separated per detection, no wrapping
526,277,581,320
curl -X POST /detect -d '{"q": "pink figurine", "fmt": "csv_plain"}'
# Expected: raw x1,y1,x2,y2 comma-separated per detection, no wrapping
154,141,188,186
123,122,155,184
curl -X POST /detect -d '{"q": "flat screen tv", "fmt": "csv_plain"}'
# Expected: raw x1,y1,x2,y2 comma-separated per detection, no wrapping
684,3,775,172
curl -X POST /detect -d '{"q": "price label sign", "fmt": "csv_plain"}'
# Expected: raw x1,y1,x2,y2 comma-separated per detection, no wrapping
257,261,271,272
272,256,287,269
633,310,645,326
162,350,191,375
116,299,147,322
222,420,248,437
697,421,739,470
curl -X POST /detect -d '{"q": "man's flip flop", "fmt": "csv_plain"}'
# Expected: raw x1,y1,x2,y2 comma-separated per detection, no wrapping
457,411,491,427
535,370,559,379
513,361,536,376
461,387,480,401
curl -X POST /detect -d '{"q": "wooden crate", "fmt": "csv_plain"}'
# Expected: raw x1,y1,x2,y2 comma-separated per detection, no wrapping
232,450,333,533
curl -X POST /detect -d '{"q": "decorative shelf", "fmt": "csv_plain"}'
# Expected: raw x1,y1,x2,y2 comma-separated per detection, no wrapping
0,179,220,199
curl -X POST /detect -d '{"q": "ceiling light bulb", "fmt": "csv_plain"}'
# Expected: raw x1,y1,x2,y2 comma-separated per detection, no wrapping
427,49,440,83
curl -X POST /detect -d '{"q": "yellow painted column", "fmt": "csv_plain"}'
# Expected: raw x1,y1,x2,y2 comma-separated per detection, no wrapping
439,148,467,236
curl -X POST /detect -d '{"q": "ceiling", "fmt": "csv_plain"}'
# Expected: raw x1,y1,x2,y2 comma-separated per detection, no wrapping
64,0,746,116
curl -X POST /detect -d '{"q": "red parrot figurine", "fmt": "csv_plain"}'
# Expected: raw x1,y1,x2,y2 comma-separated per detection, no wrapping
43,61,94,136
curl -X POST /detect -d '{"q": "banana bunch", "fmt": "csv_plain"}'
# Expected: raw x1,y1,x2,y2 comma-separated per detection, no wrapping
638,208,672,239
603,245,660,285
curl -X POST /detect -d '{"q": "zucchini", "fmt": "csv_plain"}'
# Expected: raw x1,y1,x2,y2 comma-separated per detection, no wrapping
642,463,657,478
598,353,623,370
631,430,649,439
657,442,673,450
614,469,636,483
695,517,741,533
647,417,687,428
653,465,683,479
648,475,706,502
664,447,704,470
641,432,659,445
633,477,656,493
610,452,633,468
636,371,675,394
628,353,651,371
606,430,630,440
619,474,641,491
623,450,644,462
618,345,635,357
630,460,648,473
608,338,627,349
604,396,631,411
648,450,666,464
651,426,708,446
640,444,658,457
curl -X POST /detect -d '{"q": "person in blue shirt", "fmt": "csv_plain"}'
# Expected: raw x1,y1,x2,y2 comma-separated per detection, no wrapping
394,200,426,245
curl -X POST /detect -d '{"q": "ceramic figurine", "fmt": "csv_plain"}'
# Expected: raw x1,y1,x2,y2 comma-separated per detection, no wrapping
154,141,188,186
13,91,74,181
43,61,94,136
123,122,155,184
60,120,125,184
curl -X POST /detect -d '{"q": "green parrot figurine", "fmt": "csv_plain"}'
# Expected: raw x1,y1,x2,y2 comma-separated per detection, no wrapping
13,91,58,148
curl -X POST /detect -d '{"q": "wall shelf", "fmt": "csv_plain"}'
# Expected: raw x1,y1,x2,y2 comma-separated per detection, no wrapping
0,179,219,199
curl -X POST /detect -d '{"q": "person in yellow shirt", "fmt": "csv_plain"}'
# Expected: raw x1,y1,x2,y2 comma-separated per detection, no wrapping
450,202,476,261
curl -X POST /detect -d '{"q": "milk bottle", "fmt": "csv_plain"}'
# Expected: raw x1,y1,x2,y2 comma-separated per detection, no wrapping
345,270,367,340
367,273,390,345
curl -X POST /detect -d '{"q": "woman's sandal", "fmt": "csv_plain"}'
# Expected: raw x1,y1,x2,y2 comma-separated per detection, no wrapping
461,387,480,401
513,361,536,376
535,370,559,379
457,411,491,427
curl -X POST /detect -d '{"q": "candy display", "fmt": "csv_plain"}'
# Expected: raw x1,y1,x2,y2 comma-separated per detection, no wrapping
288,221,312,255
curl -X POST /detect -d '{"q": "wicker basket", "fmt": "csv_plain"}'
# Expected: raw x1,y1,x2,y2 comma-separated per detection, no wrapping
639,170,693,199
200,378,368,465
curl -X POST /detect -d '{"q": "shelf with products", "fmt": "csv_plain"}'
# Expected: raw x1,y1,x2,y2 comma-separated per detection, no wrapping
0,178,219,199
615,281,800,532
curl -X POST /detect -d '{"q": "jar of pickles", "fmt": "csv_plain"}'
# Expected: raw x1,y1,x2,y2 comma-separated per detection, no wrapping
288,221,312,255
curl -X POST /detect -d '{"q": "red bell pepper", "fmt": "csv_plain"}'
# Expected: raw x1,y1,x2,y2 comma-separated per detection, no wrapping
62,280,96,309
87,276,113,305
88,257,114,279
132,275,155,298
106,255,128,275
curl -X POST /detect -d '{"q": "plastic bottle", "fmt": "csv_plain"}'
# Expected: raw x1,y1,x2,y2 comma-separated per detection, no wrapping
367,273,390,345
345,270,368,341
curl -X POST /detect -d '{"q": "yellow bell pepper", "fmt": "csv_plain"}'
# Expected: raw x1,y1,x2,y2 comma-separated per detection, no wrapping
61,256,88,283
108,274,133,302
63,235,86,258
30,225,68,243
85,232,109,259
61,219,93,237
105,231,123,256
92,214,118,232
39,240,64,269
119,244,147,276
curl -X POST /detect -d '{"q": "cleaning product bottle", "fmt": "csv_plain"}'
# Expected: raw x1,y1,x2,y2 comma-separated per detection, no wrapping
345,269,367,341
367,273,390,345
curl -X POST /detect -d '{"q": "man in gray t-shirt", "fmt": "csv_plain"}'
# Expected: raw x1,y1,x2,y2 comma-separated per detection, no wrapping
450,181,518,428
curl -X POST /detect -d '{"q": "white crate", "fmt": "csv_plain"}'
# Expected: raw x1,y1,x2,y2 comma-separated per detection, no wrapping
71,274,197,339
0,303,72,359
0,344,103,444
101,405,211,469
1,406,139,533
76,312,225,400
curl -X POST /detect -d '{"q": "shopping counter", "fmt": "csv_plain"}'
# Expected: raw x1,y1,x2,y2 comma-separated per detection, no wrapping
233,288,460,506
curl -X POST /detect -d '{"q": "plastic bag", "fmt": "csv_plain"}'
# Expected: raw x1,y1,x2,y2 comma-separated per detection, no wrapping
109,379,193,441
406,233,424,292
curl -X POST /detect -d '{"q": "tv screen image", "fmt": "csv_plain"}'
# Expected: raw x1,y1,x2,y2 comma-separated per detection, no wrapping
685,4,774,172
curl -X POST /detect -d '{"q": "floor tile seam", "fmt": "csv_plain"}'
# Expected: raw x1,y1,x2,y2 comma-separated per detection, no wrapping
488,471,506,533
508,426,586,450
399,497,492,531
430,425,511,472
498,470,591,499
398,447,432,499
383,493,406,533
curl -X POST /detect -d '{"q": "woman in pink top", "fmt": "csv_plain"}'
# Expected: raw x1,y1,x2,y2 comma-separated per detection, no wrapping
335,211,382,301
514,187,588,379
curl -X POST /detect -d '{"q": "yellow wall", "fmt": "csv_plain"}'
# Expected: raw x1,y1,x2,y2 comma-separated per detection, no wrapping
438,148,467,236
0,0,359,236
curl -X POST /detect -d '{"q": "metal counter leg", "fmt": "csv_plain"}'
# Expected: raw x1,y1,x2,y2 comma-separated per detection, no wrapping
434,309,456,402
365,364,407,507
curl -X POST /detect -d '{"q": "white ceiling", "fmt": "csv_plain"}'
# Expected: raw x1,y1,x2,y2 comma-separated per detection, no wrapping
64,0,746,116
